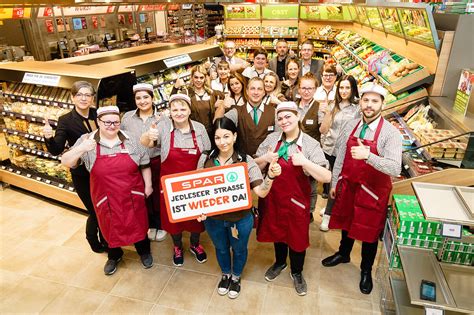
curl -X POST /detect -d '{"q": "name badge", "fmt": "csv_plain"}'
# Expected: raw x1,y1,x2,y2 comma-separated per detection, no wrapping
188,149,197,155
268,126,274,131
306,119,314,125
120,149,129,154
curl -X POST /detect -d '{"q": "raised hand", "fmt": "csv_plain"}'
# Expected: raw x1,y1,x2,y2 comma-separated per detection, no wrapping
42,116,53,139
79,133,96,152
265,147,279,164
148,121,159,141
291,147,308,167
351,138,370,160
268,157,281,178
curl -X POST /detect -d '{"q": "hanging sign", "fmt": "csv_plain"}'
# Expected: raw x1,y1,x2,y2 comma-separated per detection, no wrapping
22,73,61,87
38,6,114,17
0,8,31,19
161,163,252,223
453,69,473,116
262,5,298,19
224,5,260,19
163,54,192,68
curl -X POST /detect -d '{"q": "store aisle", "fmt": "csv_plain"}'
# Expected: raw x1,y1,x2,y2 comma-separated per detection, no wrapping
0,187,383,314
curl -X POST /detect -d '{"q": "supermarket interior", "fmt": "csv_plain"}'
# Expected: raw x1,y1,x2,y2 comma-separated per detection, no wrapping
0,1,473,314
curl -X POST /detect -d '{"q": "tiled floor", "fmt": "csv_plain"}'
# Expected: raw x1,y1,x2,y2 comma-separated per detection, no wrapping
0,186,384,314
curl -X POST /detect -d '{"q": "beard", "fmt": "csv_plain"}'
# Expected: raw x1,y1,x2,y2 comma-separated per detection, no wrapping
362,107,382,120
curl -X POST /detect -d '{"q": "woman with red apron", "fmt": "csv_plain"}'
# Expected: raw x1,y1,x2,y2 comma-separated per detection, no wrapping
255,102,331,296
141,94,211,267
61,106,153,276
121,83,167,242
321,84,402,295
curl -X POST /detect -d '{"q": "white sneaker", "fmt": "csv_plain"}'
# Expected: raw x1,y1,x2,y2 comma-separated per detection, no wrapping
147,228,157,241
320,215,330,232
319,207,326,217
155,229,168,242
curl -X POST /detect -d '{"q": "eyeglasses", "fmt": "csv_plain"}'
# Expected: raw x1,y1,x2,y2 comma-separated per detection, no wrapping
99,119,120,127
300,87,315,92
224,46,235,50
75,93,94,99
322,74,335,78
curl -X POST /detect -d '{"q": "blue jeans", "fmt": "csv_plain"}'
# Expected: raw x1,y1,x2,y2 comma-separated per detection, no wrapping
204,213,253,277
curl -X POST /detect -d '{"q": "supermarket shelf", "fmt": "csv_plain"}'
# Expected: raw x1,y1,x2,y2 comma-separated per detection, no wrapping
314,48,332,54
7,143,59,160
152,73,191,88
224,34,299,39
1,110,58,126
382,88,428,113
4,93,75,110
335,38,433,94
2,128,45,143
0,167,85,211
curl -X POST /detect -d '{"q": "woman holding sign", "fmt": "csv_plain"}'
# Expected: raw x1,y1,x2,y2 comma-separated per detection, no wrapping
141,94,211,267
196,117,281,299
43,81,106,254
255,102,331,296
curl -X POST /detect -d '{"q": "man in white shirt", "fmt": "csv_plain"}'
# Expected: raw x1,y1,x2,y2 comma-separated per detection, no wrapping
211,40,247,78
242,48,273,80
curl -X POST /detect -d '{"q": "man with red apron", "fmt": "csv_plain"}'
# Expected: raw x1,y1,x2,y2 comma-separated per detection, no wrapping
321,84,402,294
61,106,154,276
256,102,331,296
142,94,212,267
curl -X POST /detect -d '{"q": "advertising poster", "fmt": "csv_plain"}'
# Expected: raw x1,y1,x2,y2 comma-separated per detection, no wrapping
453,69,474,116
91,16,98,29
56,18,70,32
45,19,54,33
117,14,125,25
100,16,106,28
161,163,251,223
128,13,133,25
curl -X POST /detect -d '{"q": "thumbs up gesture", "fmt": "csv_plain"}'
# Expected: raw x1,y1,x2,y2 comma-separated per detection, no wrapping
148,121,159,141
291,147,308,167
264,147,279,164
42,117,53,139
350,138,370,160
267,157,281,178
79,133,96,152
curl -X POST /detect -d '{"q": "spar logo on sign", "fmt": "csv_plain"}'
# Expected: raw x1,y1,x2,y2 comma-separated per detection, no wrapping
161,163,251,223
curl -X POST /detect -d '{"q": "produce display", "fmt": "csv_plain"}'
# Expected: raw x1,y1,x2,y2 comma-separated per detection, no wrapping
224,26,260,35
224,26,298,37
335,31,424,84
3,102,70,121
230,39,298,50
303,26,339,39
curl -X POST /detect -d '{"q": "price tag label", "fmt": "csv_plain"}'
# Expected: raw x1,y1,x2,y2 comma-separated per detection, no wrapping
1,166,6,170
15,170,21,175
9,113,14,117
13,131,18,135
31,117,36,122
26,148,31,152
441,223,462,239
36,137,41,141
45,101,50,105
58,184,64,188
37,152,43,156
20,115,25,119
45,179,51,184
1,112,5,115
11,95,15,99
26,98,31,102
2,128,6,132
26,173,32,178
37,100,42,104
12,144,17,148
19,146,24,150
36,176,42,181
32,150,36,154
20,97,25,101
425,307,444,315
68,187,74,191
52,102,58,107
8,168,14,172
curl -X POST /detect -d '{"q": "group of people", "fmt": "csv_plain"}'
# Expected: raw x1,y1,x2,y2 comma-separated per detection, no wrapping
43,39,402,299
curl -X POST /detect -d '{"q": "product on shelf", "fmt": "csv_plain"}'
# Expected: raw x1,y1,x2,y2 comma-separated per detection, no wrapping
3,102,70,121
304,25,339,38
224,26,298,37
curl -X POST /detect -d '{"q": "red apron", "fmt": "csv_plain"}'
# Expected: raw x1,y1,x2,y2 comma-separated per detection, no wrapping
160,129,204,234
257,141,311,252
90,143,148,248
329,118,392,243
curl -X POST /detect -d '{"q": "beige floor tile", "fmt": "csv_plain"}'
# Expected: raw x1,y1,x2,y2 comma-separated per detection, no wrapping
0,239,54,274
206,279,267,314
40,286,107,314
261,284,319,314
61,226,92,252
0,209,53,238
0,234,27,260
29,245,93,284
94,295,154,314
150,304,200,315
157,269,219,313
0,269,25,297
318,292,373,315
110,264,174,302
0,276,65,313
32,215,85,246
69,254,124,293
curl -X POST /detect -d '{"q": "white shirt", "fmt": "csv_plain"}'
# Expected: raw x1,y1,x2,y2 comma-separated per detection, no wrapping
242,66,273,80
246,102,265,123
211,78,229,94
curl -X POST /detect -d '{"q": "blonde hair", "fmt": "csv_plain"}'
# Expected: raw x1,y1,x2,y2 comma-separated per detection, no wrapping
190,64,212,94
263,72,281,95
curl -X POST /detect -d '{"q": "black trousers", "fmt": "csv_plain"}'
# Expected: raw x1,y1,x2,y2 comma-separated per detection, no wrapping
338,230,378,272
146,195,161,229
322,153,337,196
274,242,306,274
71,173,107,249
108,237,150,260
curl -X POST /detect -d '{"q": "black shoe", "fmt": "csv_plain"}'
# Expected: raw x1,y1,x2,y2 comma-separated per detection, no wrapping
321,253,350,267
322,193,329,199
104,257,122,275
89,241,107,253
228,277,241,299
140,253,154,269
359,271,373,294
217,274,231,296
